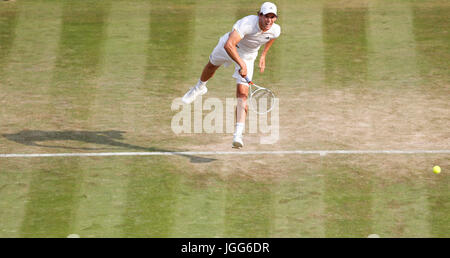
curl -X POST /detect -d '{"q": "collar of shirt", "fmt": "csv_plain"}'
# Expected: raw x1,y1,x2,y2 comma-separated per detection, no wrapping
255,17,263,34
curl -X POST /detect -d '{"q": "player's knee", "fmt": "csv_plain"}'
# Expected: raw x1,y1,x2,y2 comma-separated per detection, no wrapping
237,93,248,100
236,85,249,100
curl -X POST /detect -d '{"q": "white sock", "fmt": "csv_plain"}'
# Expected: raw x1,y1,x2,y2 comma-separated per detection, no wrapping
196,79,207,89
235,122,245,136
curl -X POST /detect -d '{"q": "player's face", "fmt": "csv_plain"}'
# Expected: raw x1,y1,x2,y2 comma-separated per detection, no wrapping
259,13,277,31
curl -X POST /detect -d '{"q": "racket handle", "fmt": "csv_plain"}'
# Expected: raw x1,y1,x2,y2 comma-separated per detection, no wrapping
244,76,252,84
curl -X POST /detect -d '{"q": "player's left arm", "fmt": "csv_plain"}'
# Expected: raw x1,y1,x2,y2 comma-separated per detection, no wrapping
259,38,277,73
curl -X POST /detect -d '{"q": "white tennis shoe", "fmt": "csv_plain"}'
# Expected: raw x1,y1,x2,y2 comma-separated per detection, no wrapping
182,85,207,104
232,134,244,148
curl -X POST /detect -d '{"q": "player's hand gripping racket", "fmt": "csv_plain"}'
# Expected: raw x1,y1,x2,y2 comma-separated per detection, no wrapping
244,76,275,114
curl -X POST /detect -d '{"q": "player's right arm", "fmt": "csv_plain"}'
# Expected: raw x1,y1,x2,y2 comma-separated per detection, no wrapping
224,30,247,78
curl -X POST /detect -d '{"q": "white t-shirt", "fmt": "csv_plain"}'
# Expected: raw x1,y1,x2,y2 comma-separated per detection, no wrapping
210,15,280,82
232,15,281,53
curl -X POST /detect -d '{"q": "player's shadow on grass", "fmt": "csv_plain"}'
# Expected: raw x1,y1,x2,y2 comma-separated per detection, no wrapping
2,130,215,163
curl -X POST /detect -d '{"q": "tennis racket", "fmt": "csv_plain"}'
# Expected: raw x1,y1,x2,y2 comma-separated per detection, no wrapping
244,76,276,114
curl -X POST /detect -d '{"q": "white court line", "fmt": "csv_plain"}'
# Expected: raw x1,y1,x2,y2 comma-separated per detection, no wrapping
0,150,449,158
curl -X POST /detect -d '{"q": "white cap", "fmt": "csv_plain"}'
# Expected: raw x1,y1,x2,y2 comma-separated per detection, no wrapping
260,2,277,16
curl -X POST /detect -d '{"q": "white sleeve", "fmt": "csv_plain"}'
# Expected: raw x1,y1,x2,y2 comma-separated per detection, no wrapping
232,17,253,39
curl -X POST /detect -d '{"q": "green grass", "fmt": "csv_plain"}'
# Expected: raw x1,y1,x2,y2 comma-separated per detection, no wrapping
1,155,447,237
0,0,448,238
323,4,369,88
0,2,18,72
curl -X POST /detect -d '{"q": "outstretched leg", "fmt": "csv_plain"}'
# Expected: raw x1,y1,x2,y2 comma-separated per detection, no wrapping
182,61,220,104
200,61,220,82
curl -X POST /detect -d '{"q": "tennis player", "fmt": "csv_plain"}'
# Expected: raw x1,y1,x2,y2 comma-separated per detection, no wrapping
182,2,281,148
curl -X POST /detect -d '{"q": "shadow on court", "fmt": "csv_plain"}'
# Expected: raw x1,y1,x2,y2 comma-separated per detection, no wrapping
2,130,215,163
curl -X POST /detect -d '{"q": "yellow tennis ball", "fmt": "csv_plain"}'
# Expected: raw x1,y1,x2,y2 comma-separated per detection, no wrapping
433,166,441,174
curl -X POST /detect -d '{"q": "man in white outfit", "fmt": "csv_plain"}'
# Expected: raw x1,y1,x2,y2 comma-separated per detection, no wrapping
182,2,281,148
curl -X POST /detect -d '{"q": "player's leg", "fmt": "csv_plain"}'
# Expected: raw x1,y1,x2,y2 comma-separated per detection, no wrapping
192,61,220,92
200,61,220,82
182,61,219,104
232,56,254,148
233,84,249,148
182,37,228,104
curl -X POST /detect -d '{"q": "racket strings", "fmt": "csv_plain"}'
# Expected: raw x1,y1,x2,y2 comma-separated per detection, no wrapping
250,88,275,114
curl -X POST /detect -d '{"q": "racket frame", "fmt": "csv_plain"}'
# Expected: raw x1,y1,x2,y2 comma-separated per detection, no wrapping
244,76,276,114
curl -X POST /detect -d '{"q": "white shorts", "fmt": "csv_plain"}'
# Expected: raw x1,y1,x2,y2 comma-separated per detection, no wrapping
209,34,258,86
